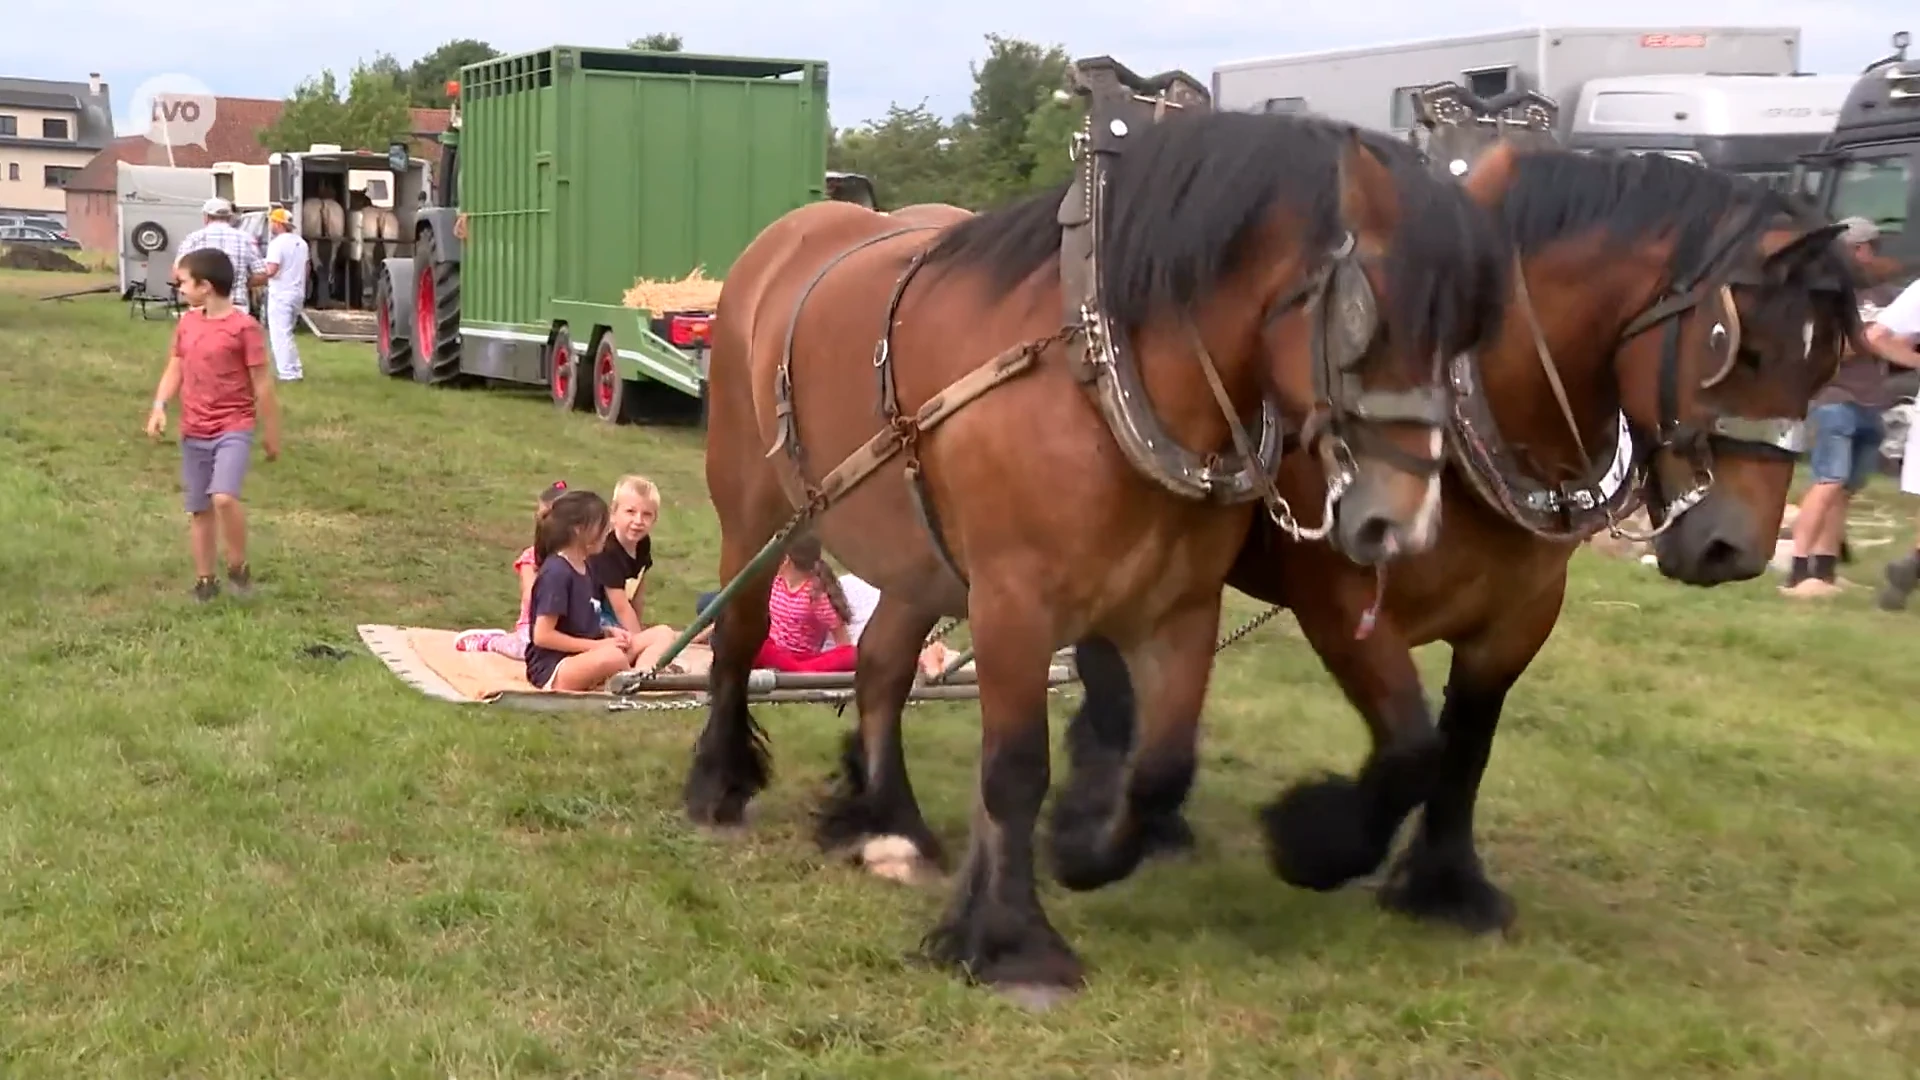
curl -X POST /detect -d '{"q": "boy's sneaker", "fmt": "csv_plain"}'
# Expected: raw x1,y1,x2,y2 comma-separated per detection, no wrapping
227,563,253,599
192,576,220,603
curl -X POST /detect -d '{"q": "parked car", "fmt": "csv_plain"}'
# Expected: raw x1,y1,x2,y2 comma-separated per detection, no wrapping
0,224,81,249
0,215,72,239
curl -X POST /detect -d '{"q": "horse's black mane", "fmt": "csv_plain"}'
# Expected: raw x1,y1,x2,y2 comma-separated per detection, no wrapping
919,109,1510,369
1500,148,1861,349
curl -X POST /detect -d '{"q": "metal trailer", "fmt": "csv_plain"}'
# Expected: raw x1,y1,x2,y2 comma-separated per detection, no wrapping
1566,73,1854,189
1801,31,1919,278
263,146,434,341
1213,26,1800,137
375,44,864,425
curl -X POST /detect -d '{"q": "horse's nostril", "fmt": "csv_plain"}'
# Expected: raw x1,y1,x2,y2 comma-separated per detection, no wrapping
1352,515,1393,555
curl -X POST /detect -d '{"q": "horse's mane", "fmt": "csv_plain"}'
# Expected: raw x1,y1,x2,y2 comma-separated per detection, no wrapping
1500,149,1862,353
920,110,1510,371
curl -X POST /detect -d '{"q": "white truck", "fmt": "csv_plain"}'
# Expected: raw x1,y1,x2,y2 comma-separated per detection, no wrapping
1214,26,1802,137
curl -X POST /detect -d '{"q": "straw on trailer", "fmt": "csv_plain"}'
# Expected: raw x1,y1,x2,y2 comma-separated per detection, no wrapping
622,267,724,313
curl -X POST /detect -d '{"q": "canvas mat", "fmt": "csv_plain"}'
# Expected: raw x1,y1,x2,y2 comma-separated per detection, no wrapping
356,624,712,707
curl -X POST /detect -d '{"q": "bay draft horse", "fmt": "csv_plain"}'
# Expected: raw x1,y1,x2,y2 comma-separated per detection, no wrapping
1060,145,1862,935
688,110,1512,999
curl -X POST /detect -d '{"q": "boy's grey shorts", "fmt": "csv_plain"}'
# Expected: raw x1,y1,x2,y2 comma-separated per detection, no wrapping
181,430,252,513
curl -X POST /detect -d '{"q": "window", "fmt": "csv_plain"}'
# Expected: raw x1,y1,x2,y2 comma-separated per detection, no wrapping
6,163,16,181
1828,152,1913,236
1465,67,1512,99
0,115,15,136
1261,96,1308,115
43,164,78,189
41,117,69,140
1390,85,1423,129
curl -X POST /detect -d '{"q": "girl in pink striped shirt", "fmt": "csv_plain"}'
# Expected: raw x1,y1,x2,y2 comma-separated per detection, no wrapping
754,535,857,673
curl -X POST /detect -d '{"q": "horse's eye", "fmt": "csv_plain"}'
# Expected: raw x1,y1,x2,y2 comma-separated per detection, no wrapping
1709,323,1730,352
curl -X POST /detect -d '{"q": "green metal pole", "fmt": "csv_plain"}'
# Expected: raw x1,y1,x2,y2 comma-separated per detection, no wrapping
624,512,809,686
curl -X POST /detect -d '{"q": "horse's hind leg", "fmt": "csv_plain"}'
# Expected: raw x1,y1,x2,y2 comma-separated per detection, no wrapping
1057,635,1198,862
1050,594,1220,892
814,592,945,883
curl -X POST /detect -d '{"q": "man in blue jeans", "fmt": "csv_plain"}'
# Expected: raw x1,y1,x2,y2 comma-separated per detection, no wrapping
1783,218,1904,597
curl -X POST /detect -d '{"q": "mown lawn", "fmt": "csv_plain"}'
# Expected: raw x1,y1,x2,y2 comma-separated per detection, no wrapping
0,268,1915,1078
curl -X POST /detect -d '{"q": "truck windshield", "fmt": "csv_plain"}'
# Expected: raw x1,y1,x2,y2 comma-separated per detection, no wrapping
1828,150,1912,238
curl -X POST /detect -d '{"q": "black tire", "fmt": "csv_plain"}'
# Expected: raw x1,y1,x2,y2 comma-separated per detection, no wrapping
410,226,465,386
375,266,413,378
591,333,635,424
548,325,589,411
130,220,168,254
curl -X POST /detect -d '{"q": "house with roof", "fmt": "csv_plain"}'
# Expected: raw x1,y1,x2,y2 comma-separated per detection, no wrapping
0,73,113,220
63,98,450,252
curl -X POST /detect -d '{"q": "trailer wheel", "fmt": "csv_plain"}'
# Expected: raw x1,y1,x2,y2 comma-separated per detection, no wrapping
411,226,465,386
548,325,590,411
592,333,635,424
375,266,412,378
130,221,169,255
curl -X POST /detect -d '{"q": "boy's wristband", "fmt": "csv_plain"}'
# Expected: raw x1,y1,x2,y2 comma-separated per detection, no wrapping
151,400,166,412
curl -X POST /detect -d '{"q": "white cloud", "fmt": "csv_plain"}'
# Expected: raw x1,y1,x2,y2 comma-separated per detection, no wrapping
3,0,1909,130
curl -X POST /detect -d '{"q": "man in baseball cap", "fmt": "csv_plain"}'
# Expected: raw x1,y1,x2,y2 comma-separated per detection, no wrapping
174,197,266,315
260,206,310,381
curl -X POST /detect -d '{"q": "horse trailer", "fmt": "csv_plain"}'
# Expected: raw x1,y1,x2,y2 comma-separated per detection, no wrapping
1801,31,1919,280
374,44,875,424
1565,73,1854,189
1214,26,1801,137
264,146,433,341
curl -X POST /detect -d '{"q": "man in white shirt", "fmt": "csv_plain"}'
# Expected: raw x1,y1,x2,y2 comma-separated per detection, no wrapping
1869,277,1920,610
261,207,310,381
175,198,266,316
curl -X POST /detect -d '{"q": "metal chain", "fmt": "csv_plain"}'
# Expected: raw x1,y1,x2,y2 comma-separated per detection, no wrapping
605,686,1072,713
1215,604,1286,653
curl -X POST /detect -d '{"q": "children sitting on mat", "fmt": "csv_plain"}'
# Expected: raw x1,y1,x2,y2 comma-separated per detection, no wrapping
455,480,568,660
757,536,859,673
590,475,680,663
525,489,647,691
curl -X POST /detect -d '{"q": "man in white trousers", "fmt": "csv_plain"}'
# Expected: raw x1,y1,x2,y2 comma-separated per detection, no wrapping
261,207,309,382
1869,275,1920,610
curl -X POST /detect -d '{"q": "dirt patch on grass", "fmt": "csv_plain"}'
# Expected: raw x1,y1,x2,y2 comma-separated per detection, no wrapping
0,246,88,273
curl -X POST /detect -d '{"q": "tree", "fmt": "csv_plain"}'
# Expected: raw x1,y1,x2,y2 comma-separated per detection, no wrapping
828,103,961,210
258,63,414,154
950,35,1071,205
630,33,684,52
1019,91,1083,192
403,39,500,106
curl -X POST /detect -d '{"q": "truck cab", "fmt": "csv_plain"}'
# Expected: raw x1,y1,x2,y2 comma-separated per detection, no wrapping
1568,72,1854,191
1801,32,1919,278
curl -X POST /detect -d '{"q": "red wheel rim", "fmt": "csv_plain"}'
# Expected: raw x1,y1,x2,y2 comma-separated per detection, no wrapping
377,297,391,357
414,268,435,364
596,342,616,412
553,341,569,400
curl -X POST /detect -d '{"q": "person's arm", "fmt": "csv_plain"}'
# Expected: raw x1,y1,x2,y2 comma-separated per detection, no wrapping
819,592,852,648
243,321,280,458
516,562,538,620
243,241,268,288
1867,323,1920,368
589,550,645,636
530,612,605,654
146,322,186,437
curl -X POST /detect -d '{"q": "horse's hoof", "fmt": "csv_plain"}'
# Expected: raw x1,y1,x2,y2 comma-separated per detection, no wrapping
1377,858,1517,936
858,835,942,887
1258,775,1387,892
997,982,1078,1012
1139,813,1198,862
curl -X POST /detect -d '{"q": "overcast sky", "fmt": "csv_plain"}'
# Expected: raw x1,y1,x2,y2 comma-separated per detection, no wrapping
4,0,1909,134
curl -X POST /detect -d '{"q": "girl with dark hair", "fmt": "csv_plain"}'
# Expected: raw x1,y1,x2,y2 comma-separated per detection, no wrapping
455,481,569,659
754,534,858,673
525,489,642,690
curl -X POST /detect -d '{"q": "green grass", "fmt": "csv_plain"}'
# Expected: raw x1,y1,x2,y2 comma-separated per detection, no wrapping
1,267,1916,1078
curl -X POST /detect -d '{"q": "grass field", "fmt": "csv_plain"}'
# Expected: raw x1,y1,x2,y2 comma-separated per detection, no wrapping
1,267,1916,1078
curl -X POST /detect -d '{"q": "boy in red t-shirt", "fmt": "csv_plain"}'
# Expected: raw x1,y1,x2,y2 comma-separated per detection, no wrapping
145,248,283,602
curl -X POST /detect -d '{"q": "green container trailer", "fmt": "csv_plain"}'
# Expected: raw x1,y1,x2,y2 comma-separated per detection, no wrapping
374,45,869,422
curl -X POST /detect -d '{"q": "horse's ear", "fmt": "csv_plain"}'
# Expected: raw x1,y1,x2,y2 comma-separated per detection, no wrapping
1337,130,1399,237
1461,141,1522,208
1761,222,1845,281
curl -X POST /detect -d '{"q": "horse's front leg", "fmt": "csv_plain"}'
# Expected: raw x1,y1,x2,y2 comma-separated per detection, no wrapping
814,591,946,884
1057,635,1199,863
1377,587,1560,934
1259,605,1440,892
1050,594,1221,891
921,580,1083,1005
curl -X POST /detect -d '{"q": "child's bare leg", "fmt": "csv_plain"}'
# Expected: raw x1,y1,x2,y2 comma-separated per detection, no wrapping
212,494,247,571
550,644,632,691
189,511,217,579
631,625,680,670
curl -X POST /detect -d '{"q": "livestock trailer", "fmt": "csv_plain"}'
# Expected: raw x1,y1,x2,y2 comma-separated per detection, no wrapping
1214,26,1801,137
375,44,854,423
1566,73,1854,188
1801,31,1919,278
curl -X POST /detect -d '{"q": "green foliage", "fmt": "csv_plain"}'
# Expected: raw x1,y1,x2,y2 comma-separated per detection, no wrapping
827,104,959,210
630,32,684,52
401,39,501,106
257,64,413,153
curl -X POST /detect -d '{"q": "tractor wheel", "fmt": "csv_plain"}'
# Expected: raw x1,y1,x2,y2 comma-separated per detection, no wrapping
410,226,465,386
592,333,635,424
375,266,412,378
548,325,590,411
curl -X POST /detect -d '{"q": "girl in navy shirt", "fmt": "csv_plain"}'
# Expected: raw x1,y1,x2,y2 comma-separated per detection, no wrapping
525,489,642,690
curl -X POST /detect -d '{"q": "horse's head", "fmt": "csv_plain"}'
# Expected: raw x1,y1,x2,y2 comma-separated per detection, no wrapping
1644,215,1859,584
1251,125,1511,565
